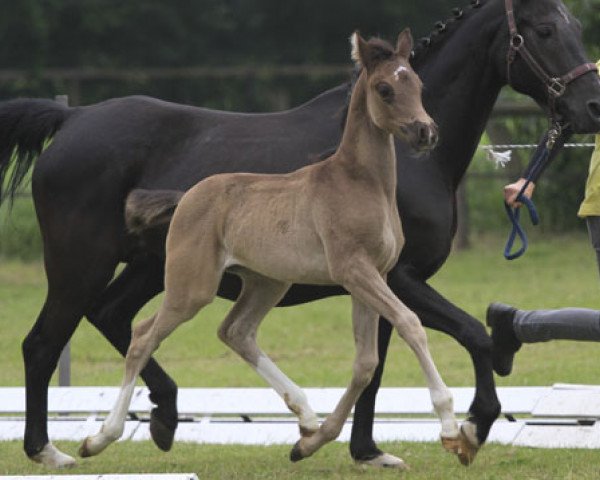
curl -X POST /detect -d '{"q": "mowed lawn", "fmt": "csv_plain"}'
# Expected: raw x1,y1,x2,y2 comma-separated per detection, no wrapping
1,233,600,478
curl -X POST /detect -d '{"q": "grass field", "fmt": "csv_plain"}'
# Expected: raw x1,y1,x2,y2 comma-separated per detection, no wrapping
1,233,600,478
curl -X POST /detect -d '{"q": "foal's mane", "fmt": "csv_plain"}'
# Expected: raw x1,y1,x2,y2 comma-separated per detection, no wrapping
359,37,397,64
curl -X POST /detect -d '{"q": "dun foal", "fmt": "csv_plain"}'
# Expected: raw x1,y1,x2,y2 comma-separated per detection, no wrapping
81,30,475,466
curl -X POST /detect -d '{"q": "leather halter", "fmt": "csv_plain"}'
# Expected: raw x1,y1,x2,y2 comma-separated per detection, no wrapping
505,0,597,109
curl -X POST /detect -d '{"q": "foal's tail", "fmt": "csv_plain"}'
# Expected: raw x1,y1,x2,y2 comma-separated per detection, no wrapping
125,189,184,234
0,98,73,207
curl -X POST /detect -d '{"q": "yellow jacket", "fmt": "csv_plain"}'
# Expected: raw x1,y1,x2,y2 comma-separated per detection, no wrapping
577,60,600,218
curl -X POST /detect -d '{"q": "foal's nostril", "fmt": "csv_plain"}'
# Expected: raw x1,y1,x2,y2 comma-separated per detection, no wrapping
429,128,439,148
417,122,438,148
587,100,600,123
417,123,430,145
412,121,438,149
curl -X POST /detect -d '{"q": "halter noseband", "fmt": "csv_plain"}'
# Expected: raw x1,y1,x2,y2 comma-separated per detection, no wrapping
505,0,597,115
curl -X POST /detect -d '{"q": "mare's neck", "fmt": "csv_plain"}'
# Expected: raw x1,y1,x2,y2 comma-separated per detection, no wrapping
337,71,397,197
415,0,505,188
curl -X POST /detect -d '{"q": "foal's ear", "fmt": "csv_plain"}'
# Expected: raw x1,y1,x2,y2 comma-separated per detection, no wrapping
395,28,413,59
350,31,368,69
350,31,393,72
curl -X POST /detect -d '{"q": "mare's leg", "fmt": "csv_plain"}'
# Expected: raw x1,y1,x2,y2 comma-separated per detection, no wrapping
349,317,395,466
290,297,386,464
217,272,319,436
80,237,224,458
22,230,120,468
85,255,179,451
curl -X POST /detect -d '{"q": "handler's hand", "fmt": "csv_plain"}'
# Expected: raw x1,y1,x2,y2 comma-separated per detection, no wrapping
504,178,535,207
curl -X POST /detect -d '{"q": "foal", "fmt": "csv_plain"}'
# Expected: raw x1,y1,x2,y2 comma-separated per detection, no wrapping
81,30,473,465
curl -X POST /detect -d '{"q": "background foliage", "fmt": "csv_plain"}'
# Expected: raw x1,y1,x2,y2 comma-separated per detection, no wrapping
0,0,599,258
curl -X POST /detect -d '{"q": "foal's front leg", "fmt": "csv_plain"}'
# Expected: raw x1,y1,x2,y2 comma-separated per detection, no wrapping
343,265,476,465
290,297,385,463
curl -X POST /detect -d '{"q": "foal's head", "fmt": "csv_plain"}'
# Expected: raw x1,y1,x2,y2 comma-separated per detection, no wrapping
351,30,437,152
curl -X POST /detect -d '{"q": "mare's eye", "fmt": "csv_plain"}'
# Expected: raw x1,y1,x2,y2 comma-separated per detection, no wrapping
376,82,394,103
535,24,553,39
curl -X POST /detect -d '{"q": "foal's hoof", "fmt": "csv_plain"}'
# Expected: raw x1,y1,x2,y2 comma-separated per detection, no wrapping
150,408,176,452
441,428,480,466
290,440,306,463
78,436,99,458
299,425,318,438
356,452,409,470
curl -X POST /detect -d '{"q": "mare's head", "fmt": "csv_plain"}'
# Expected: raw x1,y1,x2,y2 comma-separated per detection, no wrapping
493,0,600,133
351,30,438,152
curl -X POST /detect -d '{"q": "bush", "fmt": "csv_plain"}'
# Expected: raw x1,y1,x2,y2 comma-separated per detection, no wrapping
0,195,43,260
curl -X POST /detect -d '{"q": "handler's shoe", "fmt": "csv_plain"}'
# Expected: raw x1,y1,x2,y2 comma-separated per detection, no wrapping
486,302,521,377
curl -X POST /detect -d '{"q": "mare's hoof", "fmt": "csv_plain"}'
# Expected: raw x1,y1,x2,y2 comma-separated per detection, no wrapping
150,408,176,452
356,452,409,469
31,442,77,468
441,428,480,466
289,440,305,463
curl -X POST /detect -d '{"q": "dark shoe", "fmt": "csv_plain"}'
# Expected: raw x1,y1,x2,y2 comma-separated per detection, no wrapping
486,302,522,377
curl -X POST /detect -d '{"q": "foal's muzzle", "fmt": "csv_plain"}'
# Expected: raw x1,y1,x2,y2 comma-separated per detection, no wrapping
412,121,439,151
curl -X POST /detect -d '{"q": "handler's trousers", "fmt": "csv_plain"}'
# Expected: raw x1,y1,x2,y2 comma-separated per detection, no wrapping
512,216,600,343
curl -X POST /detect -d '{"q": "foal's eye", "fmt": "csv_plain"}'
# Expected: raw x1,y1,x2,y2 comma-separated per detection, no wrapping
535,24,553,39
376,82,394,103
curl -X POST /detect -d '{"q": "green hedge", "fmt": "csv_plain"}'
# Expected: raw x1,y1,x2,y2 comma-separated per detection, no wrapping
0,195,43,260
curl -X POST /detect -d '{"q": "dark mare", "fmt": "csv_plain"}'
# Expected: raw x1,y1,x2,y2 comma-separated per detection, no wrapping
1,0,599,469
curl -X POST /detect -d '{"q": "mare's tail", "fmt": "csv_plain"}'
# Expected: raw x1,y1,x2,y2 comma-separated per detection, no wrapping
0,98,73,207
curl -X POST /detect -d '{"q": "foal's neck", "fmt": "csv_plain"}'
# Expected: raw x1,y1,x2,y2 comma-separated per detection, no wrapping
337,71,397,197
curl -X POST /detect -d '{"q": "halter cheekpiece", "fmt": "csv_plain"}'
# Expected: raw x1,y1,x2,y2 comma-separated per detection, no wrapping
505,0,597,111
502,0,597,260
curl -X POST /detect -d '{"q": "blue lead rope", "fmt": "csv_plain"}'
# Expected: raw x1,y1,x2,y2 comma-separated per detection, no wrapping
503,136,554,260
503,186,541,260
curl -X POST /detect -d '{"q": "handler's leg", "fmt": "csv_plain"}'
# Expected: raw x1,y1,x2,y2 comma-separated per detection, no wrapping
587,216,600,278
489,217,600,376
514,308,600,343
488,304,600,359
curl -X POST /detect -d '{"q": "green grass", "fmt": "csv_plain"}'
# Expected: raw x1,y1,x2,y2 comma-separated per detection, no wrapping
1,233,600,477
2,441,600,479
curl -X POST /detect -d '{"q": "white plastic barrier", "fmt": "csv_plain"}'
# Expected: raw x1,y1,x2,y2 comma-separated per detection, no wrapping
2,385,600,447
0,475,198,480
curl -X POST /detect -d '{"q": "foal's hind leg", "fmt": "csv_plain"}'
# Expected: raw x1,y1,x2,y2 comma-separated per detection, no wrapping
290,296,387,464
217,272,319,437
85,256,179,451
80,291,218,457
80,230,226,457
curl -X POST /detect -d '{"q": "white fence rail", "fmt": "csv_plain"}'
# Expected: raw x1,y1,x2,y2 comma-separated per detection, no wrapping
0,476,198,480
1,385,600,448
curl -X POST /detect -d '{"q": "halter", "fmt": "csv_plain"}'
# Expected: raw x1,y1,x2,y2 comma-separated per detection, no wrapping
505,0,597,118
502,0,597,260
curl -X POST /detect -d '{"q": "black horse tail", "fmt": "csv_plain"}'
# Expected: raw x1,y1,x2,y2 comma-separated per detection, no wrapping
0,98,73,207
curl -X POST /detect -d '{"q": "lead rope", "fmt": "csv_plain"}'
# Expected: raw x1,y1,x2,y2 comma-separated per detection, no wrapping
503,124,562,260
